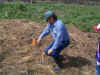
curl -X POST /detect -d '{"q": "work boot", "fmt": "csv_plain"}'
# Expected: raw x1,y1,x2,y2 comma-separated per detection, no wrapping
53,65,61,71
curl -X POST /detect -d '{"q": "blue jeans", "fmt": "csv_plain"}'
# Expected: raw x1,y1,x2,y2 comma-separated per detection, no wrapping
44,40,70,67
96,64,100,75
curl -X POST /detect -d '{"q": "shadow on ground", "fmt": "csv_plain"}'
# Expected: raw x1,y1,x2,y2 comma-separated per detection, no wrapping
62,55,91,68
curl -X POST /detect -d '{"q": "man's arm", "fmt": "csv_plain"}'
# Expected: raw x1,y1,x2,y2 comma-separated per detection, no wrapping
97,57,100,66
48,24,63,55
51,31,62,50
51,22,63,50
38,24,50,40
48,31,62,55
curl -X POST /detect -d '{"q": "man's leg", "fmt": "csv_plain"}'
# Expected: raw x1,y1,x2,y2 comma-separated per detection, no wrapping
45,40,70,56
41,41,54,64
44,41,70,70
96,65,100,75
51,41,70,70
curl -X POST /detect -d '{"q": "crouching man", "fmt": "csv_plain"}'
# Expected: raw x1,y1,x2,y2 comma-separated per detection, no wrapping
37,11,70,70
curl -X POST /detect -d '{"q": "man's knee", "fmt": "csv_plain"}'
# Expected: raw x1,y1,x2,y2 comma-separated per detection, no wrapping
44,49,49,56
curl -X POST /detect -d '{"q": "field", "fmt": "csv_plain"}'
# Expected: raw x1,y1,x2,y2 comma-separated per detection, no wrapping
0,2,100,75
0,2,100,32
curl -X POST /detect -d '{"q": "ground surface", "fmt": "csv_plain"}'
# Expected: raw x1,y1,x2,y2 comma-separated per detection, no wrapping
0,19,98,75
1,2,100,32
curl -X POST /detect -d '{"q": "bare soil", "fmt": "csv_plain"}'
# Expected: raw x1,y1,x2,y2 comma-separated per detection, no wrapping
0,19,98,75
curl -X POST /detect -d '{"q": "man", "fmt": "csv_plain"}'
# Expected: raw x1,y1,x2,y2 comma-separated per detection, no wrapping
37,11,70,70
96,38,100,75
94,24,100,75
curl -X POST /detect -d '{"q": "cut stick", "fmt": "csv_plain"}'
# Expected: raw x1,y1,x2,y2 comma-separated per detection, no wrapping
41,52,46,64
32,38,37,46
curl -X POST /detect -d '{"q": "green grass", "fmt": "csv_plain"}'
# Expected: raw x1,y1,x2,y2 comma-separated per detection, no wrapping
0,2,100,32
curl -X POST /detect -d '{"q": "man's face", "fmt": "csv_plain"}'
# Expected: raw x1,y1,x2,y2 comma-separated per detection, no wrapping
47,17,55,24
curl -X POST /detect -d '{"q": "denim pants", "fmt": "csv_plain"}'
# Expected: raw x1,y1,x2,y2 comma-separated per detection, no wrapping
44,40,70,67
96,64,100,75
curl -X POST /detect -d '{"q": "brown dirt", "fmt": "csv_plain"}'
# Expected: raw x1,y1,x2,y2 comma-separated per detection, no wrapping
0,19,98,75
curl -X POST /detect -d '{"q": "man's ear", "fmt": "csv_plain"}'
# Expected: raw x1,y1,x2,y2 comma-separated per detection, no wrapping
53,11,56,15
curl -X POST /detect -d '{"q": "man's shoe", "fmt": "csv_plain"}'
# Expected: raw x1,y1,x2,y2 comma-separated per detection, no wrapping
54,66,61,71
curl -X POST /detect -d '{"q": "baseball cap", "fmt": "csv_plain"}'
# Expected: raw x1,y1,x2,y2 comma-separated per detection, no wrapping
44,11,54,20
93,24,100,31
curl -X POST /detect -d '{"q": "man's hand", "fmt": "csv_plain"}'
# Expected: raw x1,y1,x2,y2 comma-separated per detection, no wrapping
37,38,41,44
48,49,53,55
97,61,100,66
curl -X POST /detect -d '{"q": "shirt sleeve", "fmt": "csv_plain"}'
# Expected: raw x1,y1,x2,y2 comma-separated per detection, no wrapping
51,24,63,50
97,57,100,62
39,24,50,39
97,43,100,62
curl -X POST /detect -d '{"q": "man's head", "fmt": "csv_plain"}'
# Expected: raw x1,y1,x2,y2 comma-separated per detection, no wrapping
44,11,57,24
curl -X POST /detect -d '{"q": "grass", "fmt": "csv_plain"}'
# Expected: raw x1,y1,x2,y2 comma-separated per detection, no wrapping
0,2,100,32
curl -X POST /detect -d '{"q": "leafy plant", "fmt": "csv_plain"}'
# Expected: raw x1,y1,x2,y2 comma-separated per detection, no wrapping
0,2,100,32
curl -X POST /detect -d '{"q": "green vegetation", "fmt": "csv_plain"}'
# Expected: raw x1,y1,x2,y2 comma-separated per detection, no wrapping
0,2,100,32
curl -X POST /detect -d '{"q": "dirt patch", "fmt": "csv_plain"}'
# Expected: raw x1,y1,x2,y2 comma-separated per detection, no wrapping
0,19,98,75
